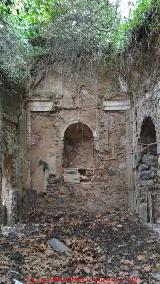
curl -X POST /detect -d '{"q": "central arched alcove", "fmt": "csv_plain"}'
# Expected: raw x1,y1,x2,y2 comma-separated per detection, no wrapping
64,122,94,168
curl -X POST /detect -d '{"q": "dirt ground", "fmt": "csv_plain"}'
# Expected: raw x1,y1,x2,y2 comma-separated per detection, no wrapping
0,191,160,284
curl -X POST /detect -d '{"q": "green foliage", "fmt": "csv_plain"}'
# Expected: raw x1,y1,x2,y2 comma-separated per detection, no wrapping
123,0,160,41
151,0,160,30
0,0,69,85
0,0,159,87
0,2,7,17
0,20,32,84
127,0,152,29
1,0,68,37
46,0,122,61
0,0,49,85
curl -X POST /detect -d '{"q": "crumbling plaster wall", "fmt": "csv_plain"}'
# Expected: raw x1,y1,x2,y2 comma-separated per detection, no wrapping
28,63,130,210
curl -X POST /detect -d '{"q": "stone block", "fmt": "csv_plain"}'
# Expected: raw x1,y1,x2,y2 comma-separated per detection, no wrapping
142,154,158,167
64,168,80,183
139,170,152,180
150,273,160,281
49,238,70,256
139,180,154,186
138,164,149,171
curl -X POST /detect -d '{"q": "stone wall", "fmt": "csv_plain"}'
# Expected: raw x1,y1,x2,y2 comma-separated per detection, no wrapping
132,81,160,223
0,86,20,225
0,82,36,225
127,35,160,224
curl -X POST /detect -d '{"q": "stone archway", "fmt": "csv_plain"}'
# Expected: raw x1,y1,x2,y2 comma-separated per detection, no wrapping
63,122,94,169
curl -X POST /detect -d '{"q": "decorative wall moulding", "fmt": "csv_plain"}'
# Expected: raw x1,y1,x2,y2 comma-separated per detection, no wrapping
28,98,53,112
103,100,130,111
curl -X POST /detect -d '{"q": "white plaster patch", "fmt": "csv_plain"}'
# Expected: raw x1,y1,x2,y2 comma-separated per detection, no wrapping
28,99,53,112
103,100,130,111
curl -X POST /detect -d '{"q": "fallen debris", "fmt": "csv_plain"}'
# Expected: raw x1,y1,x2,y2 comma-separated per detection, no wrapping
0,208,160,284
49,238,70,256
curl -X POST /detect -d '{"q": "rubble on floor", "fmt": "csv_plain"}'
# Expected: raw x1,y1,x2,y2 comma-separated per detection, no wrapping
0,206,160,284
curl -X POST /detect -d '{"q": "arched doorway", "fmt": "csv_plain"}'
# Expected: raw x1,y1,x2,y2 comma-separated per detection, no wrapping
64,123,94,168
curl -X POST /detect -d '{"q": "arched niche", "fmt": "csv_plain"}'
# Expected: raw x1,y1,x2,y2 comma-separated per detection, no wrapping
137,117,159,223
139,116,157,154
138,116,158,173
63,122,94,168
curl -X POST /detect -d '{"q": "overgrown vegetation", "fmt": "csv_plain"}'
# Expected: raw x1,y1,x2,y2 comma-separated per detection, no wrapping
125,0,160,44
0,0,159,86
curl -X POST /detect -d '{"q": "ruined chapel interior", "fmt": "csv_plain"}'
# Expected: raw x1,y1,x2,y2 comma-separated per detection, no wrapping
0,1,160,282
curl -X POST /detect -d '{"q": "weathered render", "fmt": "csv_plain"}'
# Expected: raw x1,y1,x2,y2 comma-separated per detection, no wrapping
27,64,130,211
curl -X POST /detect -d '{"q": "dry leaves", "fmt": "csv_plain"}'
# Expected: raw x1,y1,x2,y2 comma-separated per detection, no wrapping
0,208,159,283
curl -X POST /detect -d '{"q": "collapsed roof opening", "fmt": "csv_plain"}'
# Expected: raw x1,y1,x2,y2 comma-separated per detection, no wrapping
64,123,94,168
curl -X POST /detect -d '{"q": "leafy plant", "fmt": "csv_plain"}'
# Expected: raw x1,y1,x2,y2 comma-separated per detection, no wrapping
0,0,159,87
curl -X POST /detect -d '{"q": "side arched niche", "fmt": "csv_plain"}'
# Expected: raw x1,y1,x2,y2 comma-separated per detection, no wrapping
63,122,94,169
138,117,158,166
139,116,157,153
137,116,159,223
